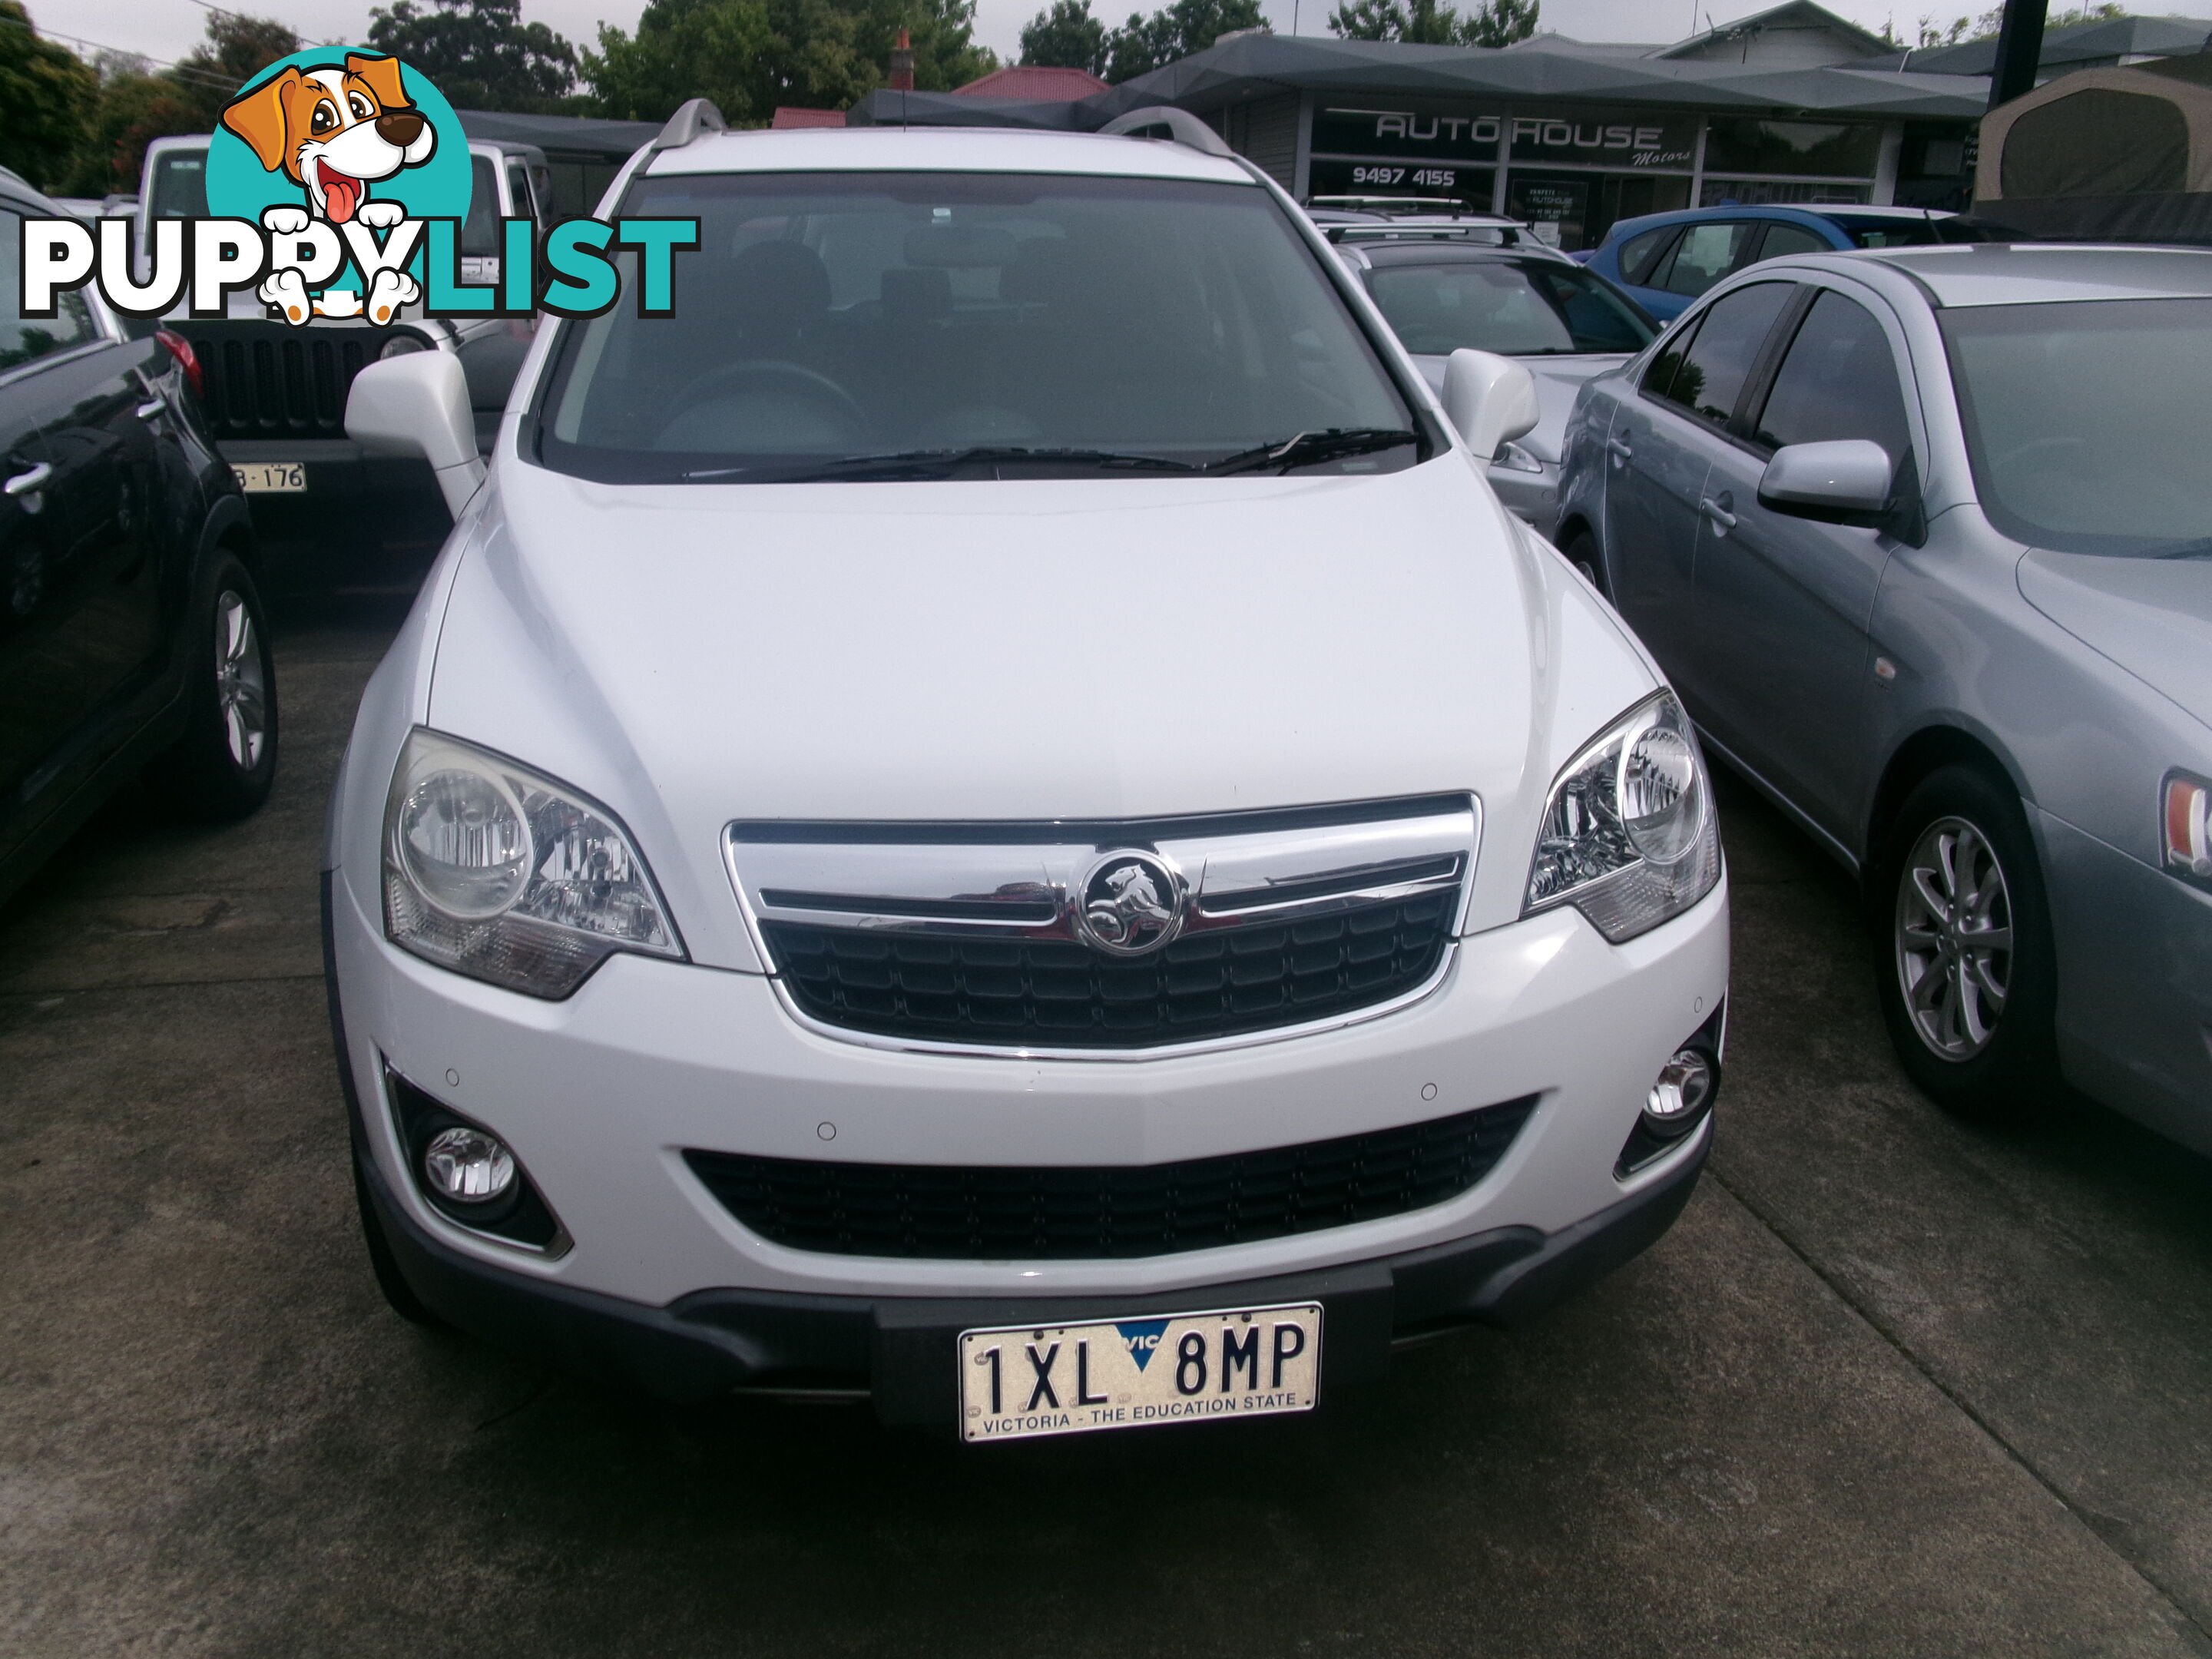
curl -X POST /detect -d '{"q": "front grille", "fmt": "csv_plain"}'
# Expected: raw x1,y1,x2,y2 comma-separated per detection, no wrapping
763,892,1453,1050
685,1095,1538,1260
184,322,395,442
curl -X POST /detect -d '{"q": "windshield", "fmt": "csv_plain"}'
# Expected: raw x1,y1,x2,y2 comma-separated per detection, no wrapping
1942,296,2212,557
1363,258,1654,356
147,147,208,220
537,171,1420,484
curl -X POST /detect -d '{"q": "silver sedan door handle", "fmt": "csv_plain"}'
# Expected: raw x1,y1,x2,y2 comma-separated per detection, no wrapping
136,396,167,422
1700,492,1737,532
4,461,52,498
1605,435,1633,465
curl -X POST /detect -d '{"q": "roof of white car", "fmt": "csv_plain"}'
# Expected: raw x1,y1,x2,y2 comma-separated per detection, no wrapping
643,126,1254,185
1863,243,2212,306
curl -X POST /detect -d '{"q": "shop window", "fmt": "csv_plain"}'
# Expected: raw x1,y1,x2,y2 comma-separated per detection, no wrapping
1704,119,1883,178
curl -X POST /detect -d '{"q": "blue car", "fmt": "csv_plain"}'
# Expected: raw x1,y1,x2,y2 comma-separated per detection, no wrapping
1583,204,1969,320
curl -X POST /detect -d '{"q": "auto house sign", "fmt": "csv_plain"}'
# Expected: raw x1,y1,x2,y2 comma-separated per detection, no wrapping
1313,106,1698,171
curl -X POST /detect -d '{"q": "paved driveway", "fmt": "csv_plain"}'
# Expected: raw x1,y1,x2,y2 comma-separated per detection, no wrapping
3,594,2209,1657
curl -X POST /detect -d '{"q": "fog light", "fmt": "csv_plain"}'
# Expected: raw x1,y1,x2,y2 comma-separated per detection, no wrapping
1645,1048,1714,1125
422,1126,515,1204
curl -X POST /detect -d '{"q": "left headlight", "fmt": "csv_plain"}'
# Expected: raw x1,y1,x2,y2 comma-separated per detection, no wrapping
383,728,684,998
1524,692,1720,943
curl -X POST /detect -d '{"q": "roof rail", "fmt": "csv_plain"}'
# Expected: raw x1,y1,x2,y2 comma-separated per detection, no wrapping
1098,106,1237,160
652,98,727,152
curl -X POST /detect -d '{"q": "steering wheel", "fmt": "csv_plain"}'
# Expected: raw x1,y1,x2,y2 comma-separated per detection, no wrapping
668,360,866,434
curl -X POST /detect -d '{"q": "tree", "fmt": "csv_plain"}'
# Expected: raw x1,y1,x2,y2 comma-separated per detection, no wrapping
1327,0,1535,47
584,0,995,122
1913,0,2119,48
1022,0,1108,72
54,11,300,197
1101,0,1264,81
0,2,98,193
368,0,578,111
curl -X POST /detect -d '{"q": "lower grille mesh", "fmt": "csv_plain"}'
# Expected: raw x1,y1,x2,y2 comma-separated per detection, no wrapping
763,893,1453,1050
684,1095,1538,1260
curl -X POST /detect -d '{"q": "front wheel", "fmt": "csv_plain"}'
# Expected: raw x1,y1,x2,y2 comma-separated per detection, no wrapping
1873,764,2058,1119
1559,527,1607,596
146,551,278,820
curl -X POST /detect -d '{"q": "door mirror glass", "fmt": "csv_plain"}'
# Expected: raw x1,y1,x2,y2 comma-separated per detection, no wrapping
1440,347,1541,460
1758,439,1892,518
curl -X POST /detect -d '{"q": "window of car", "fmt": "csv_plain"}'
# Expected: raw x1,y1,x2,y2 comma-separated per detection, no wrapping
1750,290,1912,472
463,155,502,257
1617,225,1678,286
1642,281,1793,429
0,208,102,375
1753,223,1832,261
505,161,538,226
538,171,1421,485
1653,220,1757,299
146,147,208,220
1941,294,2212,557
1365,257,1654,356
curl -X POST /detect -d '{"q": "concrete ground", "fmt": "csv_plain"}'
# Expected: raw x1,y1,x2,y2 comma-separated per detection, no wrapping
3,591,2210,1658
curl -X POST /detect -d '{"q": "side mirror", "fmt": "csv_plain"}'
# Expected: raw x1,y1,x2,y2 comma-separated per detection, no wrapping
345,350,485,521
1440,348,1541,462
1757,439,1891,520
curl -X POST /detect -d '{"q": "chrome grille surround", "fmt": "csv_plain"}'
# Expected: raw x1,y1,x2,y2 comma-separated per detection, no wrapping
723,794,1479,1059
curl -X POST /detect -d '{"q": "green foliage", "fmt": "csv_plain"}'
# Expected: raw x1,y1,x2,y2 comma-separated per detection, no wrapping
1021,0,1108,72
584,0,996,123
1100,0,1265,81
1327,0,1536,47
1913,1,2121,48
13,8,303,198
368,0,578,111
0,2,98,192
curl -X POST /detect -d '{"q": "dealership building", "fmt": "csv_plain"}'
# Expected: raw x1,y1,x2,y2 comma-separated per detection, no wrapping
850,4,2212,250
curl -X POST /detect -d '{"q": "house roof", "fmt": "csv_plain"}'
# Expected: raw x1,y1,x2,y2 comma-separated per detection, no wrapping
956,65,1111,98
851,25,1991,129
1651,0,1892,61
452,108,661,159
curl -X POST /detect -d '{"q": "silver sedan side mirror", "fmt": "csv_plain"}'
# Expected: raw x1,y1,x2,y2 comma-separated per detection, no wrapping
1758,439,1891,519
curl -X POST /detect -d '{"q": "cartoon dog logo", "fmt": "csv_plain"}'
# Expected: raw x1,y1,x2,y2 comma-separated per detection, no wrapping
219,52,432,323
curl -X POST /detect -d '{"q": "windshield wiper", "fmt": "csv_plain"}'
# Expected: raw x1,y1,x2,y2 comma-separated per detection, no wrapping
1204,428,1422,476
684,446,1199,482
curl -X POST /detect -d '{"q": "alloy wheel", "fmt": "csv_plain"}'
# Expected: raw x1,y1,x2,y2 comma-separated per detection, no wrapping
1894,814,2014,1061
214,591,267,772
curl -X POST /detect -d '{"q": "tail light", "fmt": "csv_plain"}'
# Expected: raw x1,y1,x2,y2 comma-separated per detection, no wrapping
2163,772,2212,881
154,329,202,398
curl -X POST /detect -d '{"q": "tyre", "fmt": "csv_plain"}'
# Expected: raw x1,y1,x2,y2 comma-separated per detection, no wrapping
1560,526,1607,595
146,551,278,820
1873,763,2058,1119
353,1160,447,1329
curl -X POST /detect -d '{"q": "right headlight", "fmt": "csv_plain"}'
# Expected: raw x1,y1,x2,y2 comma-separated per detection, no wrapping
1523,692,1720,943
382,728,684,998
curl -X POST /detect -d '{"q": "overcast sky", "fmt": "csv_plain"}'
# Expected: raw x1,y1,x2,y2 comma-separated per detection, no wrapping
41,0,2212,88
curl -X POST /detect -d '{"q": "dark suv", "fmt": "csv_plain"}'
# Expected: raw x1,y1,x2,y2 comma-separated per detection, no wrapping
0,170,278,907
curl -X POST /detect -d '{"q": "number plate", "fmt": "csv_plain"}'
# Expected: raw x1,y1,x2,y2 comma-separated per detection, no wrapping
959,1303,1322,1443
233,462,306,493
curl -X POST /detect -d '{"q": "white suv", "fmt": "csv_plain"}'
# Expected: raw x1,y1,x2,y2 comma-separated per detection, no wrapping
326,105,1728,1442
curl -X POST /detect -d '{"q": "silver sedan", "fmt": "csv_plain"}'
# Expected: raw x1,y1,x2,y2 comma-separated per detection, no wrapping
1552,243,2212,1154
1347,241,1657,537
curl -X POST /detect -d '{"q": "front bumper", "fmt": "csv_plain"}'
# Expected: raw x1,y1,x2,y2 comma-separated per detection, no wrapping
221,439,449,549
327,839,1727,1409
352,1114,1709,1419
2036,806,2212,1156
